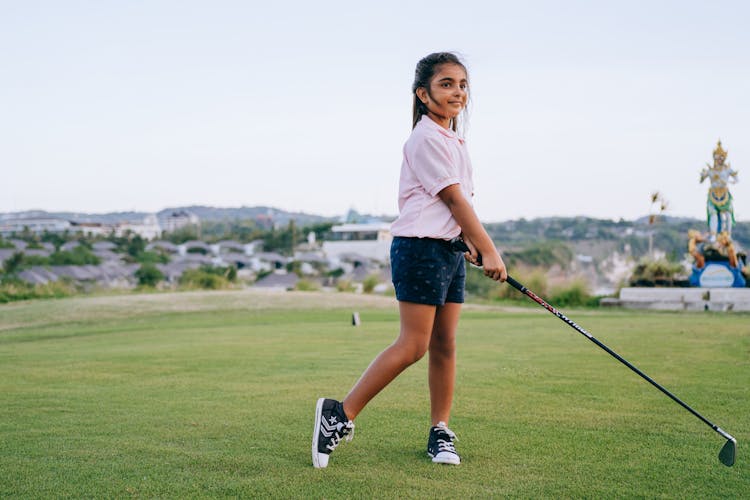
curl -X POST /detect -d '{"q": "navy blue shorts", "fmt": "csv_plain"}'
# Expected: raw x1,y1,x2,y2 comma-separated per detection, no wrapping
390,237,466,305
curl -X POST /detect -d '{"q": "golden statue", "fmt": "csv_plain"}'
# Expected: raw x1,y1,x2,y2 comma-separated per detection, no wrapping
700,140,738,241
687,229,706,269
689,230,739,270
716,231,739,268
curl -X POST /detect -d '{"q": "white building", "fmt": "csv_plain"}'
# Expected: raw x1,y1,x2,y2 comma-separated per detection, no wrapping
164,211,200,233
71,222,114,237
322,222,392,262
0,217,72,236
114,215,162,240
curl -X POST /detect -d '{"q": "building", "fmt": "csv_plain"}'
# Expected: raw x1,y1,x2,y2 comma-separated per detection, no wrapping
114,215,162,240
70,222,114,237
322,222,392,262
0,217,71,236
164,211,200,233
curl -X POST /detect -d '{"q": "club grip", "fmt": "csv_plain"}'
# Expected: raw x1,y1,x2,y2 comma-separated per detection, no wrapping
449,238,482,266
505,275,524,292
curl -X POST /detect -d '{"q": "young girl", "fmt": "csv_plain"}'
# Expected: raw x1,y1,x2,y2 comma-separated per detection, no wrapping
312,52,507,468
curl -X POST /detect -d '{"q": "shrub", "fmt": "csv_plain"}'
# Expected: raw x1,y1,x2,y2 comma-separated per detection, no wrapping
21,255,51,266
135,263,164,287
201,264,236,281
549,279,592,307
494,267,549,301
629,258,685,286
0,279,75,303
226,266,237,282
178,264,238,289
295,279,320,291
327,268,345,278
135,250,169,265
1,252,24,274
362,274,380,294
179,268,230,290
464,265,496,299
336,279,355,292
49,246,100,266
286,261,302,276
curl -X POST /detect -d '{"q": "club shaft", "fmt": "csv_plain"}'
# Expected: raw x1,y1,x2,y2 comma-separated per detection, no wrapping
505,275,733,441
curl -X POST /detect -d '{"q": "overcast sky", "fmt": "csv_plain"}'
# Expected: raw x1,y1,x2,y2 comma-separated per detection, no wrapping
2,1,749,222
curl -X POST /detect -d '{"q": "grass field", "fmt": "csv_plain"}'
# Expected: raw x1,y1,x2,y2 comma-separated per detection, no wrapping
1,290,748,498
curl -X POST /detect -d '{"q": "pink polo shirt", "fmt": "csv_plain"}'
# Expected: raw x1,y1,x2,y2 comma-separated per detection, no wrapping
390,115,474,239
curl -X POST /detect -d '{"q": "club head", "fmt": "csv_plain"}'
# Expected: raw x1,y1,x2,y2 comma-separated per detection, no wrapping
719,438,736,467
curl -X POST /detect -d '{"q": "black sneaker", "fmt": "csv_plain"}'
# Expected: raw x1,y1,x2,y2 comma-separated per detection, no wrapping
427,421,460,465
312,398,354,468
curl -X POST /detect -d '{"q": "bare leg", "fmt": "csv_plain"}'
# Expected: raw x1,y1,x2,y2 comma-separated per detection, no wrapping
343,302,436,421
428,302,461,425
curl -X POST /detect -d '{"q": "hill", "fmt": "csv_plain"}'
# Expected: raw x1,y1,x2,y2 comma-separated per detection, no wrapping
486,216,749,257
1,206,336,226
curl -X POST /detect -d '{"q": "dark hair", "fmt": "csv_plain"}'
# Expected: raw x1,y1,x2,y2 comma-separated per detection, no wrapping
411,52,469,132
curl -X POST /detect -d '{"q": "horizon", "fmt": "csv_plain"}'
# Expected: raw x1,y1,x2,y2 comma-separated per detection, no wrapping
2,204,743,225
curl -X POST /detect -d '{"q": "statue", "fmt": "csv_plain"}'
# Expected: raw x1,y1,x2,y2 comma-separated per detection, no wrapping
689,141,746,287
688,230,739,270
700,140,738,242
687,229,706,269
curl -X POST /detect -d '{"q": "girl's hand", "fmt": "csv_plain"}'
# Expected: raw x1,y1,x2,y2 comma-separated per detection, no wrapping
460,234,481,266
438,185,507,281
481,251,507,282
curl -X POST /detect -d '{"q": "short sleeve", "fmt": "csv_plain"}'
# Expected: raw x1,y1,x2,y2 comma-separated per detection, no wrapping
406,134,460,197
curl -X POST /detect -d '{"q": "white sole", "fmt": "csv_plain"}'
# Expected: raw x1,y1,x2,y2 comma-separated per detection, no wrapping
429,453,461,465
312,397,325,468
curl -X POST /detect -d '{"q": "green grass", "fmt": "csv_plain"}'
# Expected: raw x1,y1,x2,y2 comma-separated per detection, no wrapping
1,291,748,498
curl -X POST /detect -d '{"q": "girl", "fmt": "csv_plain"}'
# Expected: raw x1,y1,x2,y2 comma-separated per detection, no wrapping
312,52,506,468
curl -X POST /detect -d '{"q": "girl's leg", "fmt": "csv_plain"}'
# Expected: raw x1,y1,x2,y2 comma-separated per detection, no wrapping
342,301,437,421
428,302,461,425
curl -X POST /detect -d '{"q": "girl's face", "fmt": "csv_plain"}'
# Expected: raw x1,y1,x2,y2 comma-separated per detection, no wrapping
417,63,468,128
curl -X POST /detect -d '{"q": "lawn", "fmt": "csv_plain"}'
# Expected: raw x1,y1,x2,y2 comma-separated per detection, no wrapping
1,290,748,498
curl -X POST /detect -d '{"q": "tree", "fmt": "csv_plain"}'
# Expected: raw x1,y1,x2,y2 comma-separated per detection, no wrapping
2,252,24,276
135,263,164,287
49,246,100,266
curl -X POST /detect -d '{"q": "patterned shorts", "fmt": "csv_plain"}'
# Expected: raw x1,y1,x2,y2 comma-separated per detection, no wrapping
390,237,466,305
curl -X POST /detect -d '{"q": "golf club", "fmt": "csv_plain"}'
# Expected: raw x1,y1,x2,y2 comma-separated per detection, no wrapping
452,239,737,466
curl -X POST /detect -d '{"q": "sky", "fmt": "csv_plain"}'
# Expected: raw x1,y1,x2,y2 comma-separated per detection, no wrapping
2,1,749,223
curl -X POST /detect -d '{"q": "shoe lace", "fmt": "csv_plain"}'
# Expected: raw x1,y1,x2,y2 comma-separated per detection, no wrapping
325,420,355,452
434,422,458,453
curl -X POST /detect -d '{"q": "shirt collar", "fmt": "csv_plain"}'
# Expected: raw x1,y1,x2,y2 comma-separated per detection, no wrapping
419,114,464,143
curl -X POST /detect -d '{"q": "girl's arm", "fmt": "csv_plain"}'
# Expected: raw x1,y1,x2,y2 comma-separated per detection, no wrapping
438,184,507,281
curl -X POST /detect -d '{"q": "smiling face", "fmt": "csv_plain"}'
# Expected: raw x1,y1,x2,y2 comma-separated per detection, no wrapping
416,63,468,129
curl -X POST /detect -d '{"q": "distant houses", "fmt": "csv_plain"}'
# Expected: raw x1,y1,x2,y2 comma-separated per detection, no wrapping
114,214,162,240
0,217,71,235
70,222,112,238
249,221,392,291
164,210,200,233
322,222,392,262
18,262,139,288
1,214,395,293
0,212,199,241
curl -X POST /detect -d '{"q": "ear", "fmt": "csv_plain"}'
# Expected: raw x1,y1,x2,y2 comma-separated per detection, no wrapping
415,87,429,104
